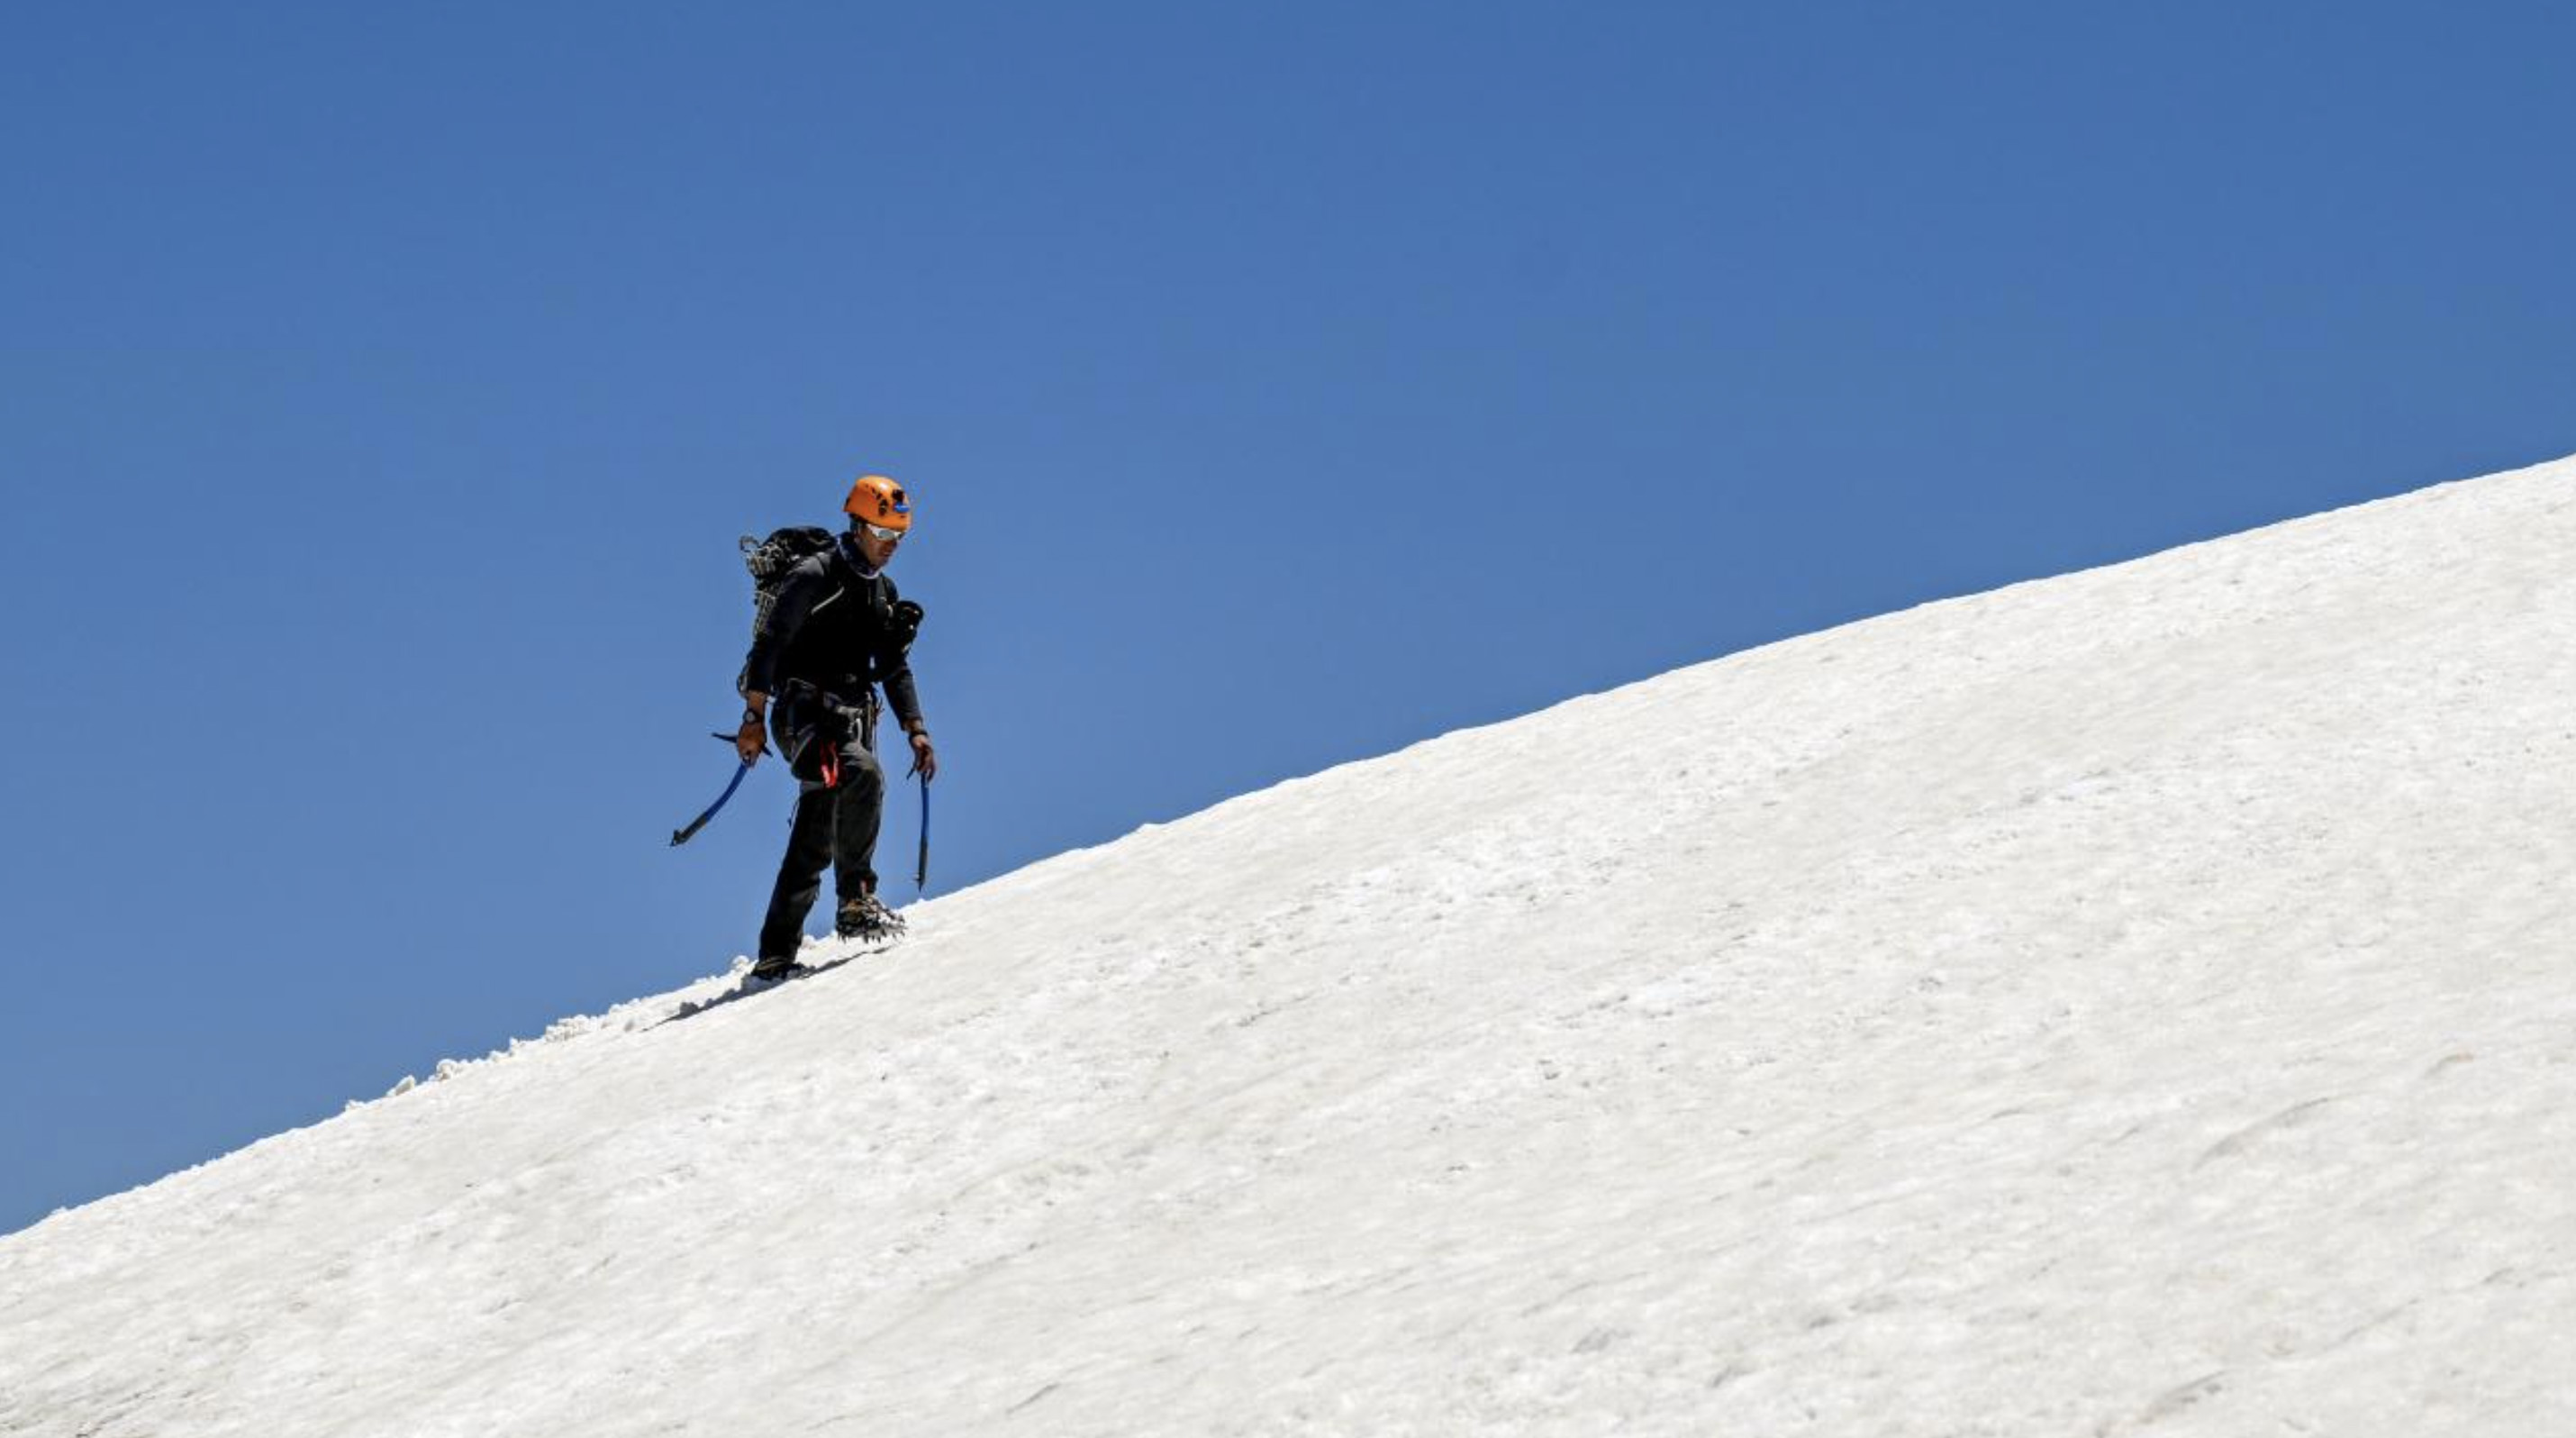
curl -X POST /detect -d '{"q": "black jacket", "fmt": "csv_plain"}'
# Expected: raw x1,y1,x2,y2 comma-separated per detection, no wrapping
740,534,923,732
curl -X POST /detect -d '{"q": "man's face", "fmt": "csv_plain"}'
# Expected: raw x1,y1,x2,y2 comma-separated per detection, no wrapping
855,523,904,569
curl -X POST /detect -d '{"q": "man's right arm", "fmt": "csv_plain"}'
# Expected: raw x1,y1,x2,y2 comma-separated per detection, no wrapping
740,564,820,702
736,563,820,762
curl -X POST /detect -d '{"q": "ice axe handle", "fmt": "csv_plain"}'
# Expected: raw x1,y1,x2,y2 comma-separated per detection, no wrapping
671,742,757,847
914,772,930,894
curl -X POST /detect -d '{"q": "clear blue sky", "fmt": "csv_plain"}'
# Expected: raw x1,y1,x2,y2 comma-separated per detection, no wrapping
4,1,2569,1234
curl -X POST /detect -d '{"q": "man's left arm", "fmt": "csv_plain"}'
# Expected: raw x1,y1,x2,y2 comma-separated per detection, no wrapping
878,610,936,780
887,670,935,779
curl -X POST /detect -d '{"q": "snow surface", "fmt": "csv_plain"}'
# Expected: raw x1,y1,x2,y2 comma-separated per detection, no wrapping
6,459,2575,1436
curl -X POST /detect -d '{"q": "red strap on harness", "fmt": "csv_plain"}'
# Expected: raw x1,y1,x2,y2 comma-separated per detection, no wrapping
821,743,840,790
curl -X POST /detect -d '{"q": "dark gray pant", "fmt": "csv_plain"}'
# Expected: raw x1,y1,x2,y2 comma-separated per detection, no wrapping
756,699,884,961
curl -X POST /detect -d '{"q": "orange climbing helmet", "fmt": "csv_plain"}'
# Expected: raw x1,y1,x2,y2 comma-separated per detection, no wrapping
843,474,912,532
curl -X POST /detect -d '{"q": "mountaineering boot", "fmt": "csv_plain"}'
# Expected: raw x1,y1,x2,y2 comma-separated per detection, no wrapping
748,953,798,982
835,892,904,941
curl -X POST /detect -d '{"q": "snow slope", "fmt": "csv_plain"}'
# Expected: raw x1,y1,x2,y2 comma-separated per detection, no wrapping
6,459,2575,1437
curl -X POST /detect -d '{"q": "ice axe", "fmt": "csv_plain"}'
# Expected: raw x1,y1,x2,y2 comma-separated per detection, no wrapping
913,770,931,895
670,731,763,847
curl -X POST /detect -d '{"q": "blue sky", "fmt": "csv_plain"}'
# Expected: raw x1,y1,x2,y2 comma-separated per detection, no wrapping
3,1,2569,1234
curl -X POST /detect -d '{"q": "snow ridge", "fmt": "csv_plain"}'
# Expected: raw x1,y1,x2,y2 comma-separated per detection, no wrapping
5,457,2574,1436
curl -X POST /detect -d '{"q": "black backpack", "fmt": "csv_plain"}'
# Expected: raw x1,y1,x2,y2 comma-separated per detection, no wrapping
741,525,839,581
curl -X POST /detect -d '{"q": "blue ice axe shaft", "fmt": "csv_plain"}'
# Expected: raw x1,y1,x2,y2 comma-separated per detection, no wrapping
671,733,756,847
914,773,930,894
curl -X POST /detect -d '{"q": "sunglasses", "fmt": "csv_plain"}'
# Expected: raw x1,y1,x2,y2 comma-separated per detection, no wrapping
859,522,907,542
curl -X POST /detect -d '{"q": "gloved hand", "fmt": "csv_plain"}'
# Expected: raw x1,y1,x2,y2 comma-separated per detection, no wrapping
735,712,768,766
907,730,938,781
